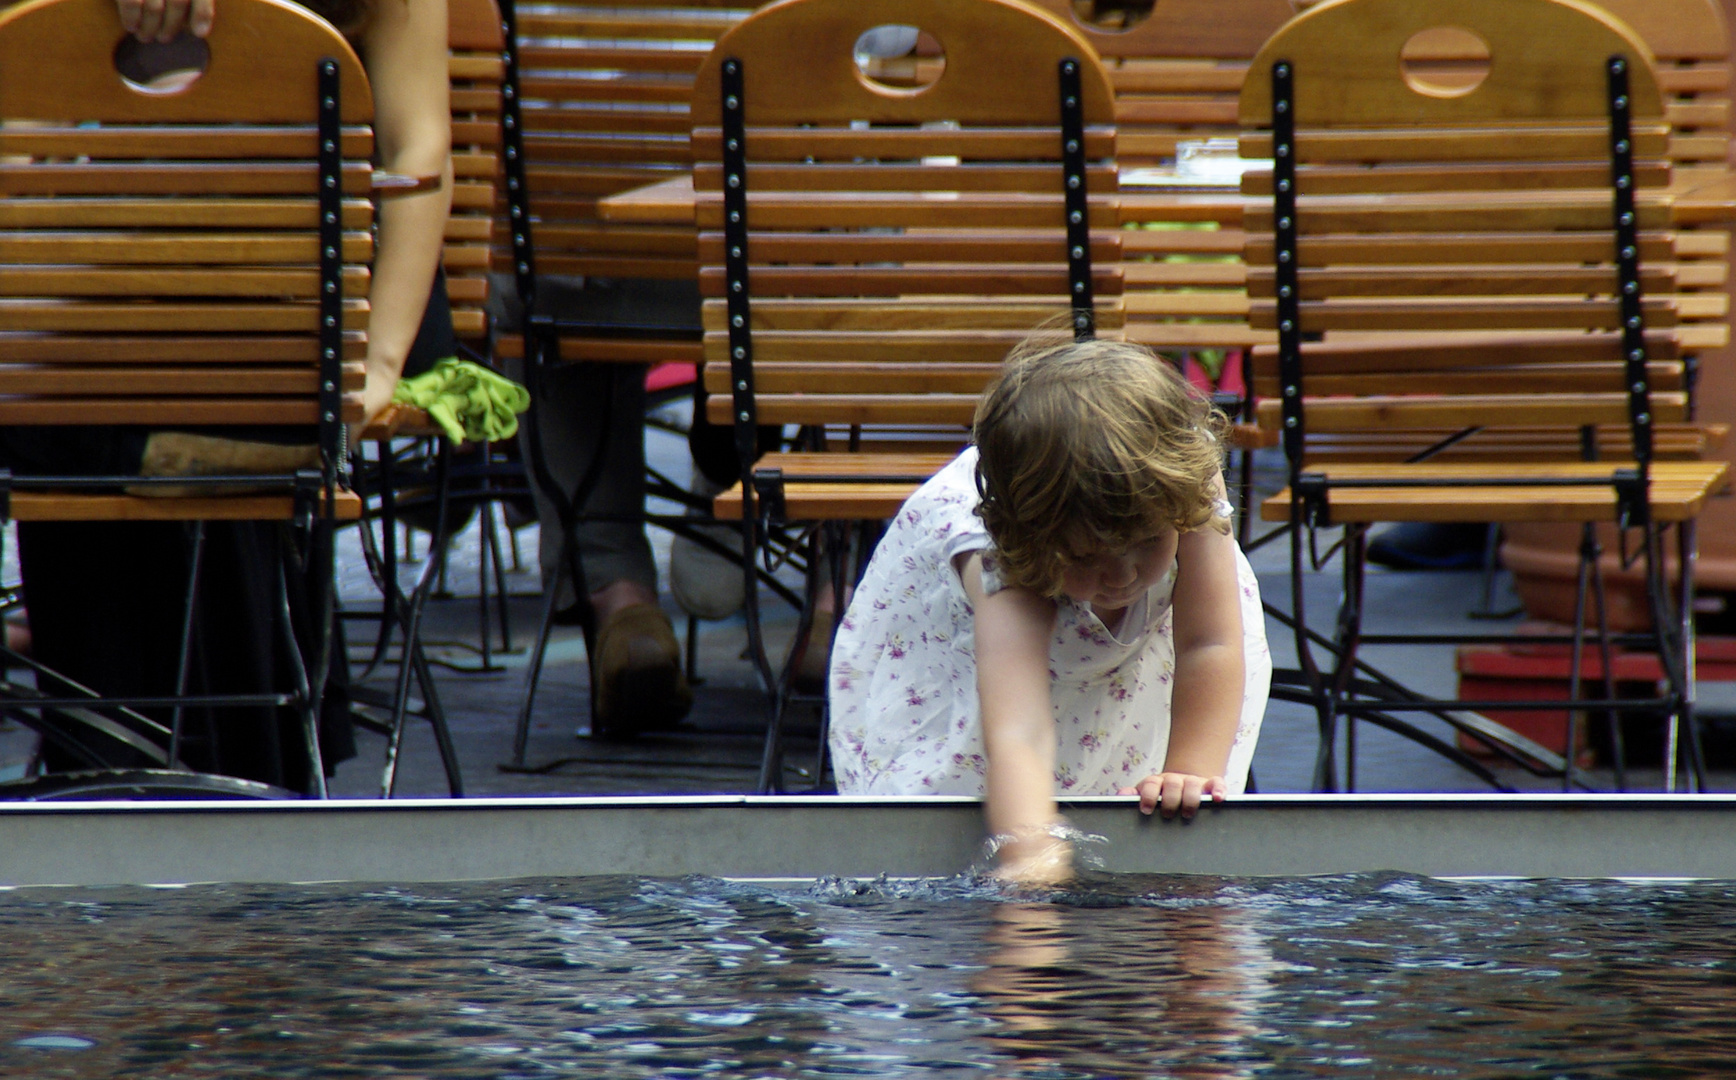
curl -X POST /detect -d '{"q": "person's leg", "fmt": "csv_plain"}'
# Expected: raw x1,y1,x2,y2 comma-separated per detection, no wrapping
492,274,691,732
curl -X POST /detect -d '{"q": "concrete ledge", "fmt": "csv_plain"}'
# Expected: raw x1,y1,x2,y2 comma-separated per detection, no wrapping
3,794,1735,887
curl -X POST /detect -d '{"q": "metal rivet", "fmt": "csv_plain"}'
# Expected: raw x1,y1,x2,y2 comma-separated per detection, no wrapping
1622,246,1636,259
507,147,517,159
1278,250,1291,263
1277,178,1291,193
1285,416,1297,428
727,174,741,189
1284,385,1297,397
1276,100,1288,114
725,61,738,75
1280,319,1294,332
324,348,336,360
1068,210,1083,224
738,411,750,422
1066,139,1079,153
1276,144,1289,158
1070,245,1084,259
731,281,743,293
1616,140,1630,154
1073,281,1085,293
1279,285,1292,299
730,246,742,258
1617,175,1631,190
726,94,740,110
511,205,521,218
1065,96,1077,108
1630,349,1645,361
1278,216,1291,230
1276,63,1290,77
1638,412,1651,424
736,380,747,391
1632,382,1646,393
505,115,515,128
324,211,336,224
1624,281,1637,295
324,316,335,327
323,96,334,108
727,138,740,152
324,411,335,422
323,380,336,392
323,139,335,153
1067,175,1081,189
1615,95,1628,110
324,246,336,258
729,210,742,223
518,262,528,274
1063,61,1076,74
1620,212,1634,226
325,281,336,294
732,314,744,328
325,176,336,188
1612,59,1626,74
505,85,515,99
1627,316,1642,329
509,178,519,190
1074,314,1089,328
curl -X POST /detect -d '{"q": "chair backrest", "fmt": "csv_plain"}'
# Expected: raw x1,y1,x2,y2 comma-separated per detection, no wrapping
1237,0,1696,464
0,0,371,452
496,0,753,290
447,0,505,342
1026,0,1298,163
689,0,1120,438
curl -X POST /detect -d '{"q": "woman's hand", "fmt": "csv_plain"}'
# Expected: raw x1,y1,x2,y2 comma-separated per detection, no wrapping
1118,772,1227,819
117,0,213,41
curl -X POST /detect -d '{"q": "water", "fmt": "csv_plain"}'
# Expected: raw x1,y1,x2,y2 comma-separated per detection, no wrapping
1,872,1733,1077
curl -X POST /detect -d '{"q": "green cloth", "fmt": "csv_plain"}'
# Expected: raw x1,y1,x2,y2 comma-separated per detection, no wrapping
392,357,531,443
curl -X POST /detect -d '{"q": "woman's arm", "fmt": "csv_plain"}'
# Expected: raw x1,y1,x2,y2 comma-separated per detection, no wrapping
356,0,454,424
1125,474,1245,818
958,551,1068,883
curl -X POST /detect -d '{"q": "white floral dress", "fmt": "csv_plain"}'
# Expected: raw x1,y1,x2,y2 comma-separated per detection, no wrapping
828,448,1269,796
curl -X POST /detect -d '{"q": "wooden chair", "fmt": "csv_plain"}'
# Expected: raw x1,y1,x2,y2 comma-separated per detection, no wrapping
688,0,1121,790
1240,0,1729,793
0,0,367,796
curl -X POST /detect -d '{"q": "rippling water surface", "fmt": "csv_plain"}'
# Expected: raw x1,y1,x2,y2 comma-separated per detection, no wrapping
1,872,1733,1077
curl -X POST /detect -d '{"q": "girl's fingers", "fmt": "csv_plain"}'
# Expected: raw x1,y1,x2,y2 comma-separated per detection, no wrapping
1131,773,1231,818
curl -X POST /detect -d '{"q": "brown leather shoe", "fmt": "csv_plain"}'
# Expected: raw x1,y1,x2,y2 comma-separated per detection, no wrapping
591,603,692,736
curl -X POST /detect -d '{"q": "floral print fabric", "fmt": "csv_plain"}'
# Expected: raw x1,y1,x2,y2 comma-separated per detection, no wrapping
828,449,1270,796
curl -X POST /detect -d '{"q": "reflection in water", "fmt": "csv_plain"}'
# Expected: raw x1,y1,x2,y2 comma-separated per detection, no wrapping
976,894,1274,1078
0,874,1733,1077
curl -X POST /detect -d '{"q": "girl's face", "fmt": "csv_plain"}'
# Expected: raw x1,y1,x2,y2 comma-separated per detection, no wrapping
1059,530,1178,615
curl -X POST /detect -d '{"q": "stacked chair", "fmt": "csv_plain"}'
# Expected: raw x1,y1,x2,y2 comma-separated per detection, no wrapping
691,0,1121,789
1241,0,1729,792
0,0,367,796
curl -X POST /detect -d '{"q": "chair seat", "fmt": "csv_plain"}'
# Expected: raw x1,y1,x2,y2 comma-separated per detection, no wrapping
9,488,363,522
1259,461,1729,524
712,451,958,522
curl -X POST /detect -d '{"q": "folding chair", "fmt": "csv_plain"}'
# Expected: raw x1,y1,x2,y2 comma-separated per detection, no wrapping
0,0,367,796
493,0,761,762
691,0,1122,790
1240,0,1729,793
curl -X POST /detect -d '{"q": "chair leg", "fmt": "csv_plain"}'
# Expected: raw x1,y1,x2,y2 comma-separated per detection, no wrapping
168,520,206,769
1649,519,1707,792
1331,525,1369,792
1587,531,1625,791
276,541,327,799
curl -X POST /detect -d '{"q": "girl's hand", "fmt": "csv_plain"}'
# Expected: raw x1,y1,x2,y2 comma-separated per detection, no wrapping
992,829,1075,887
1118,772,1227,819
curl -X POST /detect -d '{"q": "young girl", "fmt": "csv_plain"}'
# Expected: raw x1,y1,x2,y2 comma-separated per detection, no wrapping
828,335,1270,882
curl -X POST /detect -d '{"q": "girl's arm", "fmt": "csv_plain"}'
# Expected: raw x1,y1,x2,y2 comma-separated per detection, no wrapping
1126,474,1245,818
958,551,1068,883
357,0,454,425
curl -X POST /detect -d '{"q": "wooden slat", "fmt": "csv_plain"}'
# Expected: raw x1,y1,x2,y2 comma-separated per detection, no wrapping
1244,231,1679,266
697,265,1123,299
700,299,1125,332
0,162,373,196
1259,462,1728,524
691,127,1116,161
0,126,373,158
0,334,366,363
1254,394,1689,431
9,489,364,522
694,194,1120,230
0,199,372,230
1241,161,1672,196
1245,264,1677,299
0,266,370,297
0,234,373,264
0,300,369,333
698,230,1122,264
1250,361,1685,397
0,364,364,395
692,162,1118,195
1240,126,1671,163
1243,198,1673,236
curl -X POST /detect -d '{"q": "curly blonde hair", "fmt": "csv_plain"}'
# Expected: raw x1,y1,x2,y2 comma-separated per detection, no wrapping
973,333,1229,599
